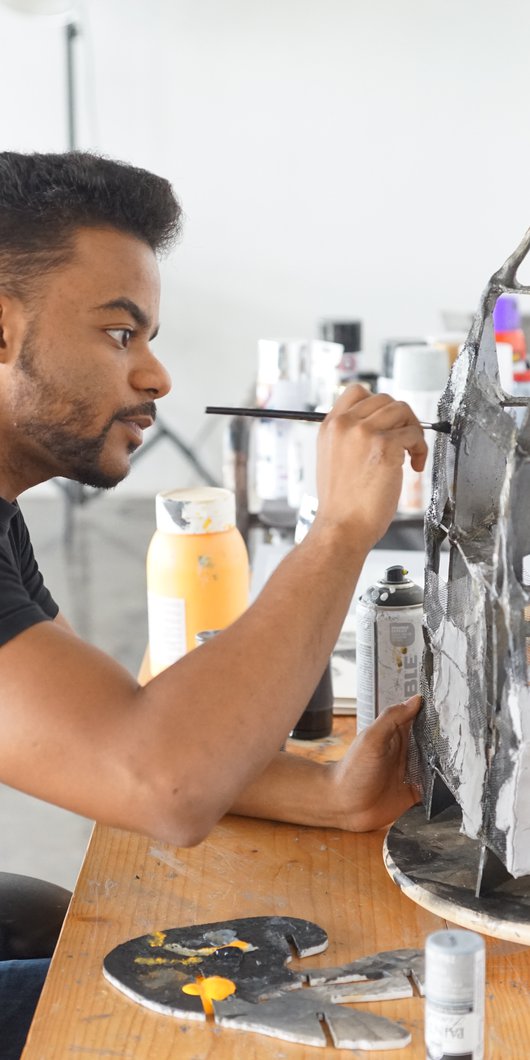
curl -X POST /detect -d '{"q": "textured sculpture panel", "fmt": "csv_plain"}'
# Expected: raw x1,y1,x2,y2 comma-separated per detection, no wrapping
410,229,530,879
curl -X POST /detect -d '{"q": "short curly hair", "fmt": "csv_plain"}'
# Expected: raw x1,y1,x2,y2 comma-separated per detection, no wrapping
0,151,182,299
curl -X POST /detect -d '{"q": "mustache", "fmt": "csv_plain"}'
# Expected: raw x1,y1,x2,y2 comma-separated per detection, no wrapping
111,401,157,427
90,401,157,444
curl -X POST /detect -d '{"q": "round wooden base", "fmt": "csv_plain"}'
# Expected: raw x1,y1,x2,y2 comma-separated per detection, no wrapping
384,804,530,943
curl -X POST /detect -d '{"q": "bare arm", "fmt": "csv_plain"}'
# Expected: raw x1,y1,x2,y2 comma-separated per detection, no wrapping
0,387,426,846
230,697,421,831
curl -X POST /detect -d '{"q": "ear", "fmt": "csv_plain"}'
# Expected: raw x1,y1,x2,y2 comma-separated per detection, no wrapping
0,293,28,363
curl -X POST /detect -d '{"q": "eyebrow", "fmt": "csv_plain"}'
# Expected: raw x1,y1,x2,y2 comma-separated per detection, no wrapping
91,298,160,340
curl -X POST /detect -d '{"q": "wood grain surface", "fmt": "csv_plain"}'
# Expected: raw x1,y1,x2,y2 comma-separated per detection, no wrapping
22,718,530,1058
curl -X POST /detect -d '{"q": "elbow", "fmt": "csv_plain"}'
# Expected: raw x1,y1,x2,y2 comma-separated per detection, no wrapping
132,774,226,849
117,735,234,847
151,811,218,849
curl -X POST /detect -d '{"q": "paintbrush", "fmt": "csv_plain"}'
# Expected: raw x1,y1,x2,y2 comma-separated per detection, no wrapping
205,405,452,434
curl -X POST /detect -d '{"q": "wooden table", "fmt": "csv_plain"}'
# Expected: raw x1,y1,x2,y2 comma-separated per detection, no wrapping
22,719,530,1058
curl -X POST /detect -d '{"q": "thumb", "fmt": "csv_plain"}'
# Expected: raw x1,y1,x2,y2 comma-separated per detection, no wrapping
398,694,422,721
369,695,422,733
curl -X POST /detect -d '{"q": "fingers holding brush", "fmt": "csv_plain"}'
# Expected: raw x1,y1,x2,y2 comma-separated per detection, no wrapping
315,385,428,550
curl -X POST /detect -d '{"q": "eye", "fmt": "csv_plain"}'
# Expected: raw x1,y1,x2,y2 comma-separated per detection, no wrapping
106,328,134,349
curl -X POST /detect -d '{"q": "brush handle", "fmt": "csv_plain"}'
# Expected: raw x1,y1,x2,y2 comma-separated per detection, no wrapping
205,405,324,422
205,405,451,434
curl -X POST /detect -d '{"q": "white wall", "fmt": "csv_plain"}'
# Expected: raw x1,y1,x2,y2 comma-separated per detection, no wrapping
1,0,530,494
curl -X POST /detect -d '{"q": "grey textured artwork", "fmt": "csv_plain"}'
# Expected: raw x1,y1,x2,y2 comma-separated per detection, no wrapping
301,947,425,994
409,228,530,884
104,918,417,1049
214,991,412,1050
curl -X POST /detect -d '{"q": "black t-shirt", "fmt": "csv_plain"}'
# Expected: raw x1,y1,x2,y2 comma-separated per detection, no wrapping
0,497,59,646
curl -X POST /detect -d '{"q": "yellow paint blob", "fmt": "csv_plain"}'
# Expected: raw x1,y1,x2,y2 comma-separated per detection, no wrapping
134,955,202,966
135,938,250,968
182,975,236,1015
135,957,172,966
148,931,167,948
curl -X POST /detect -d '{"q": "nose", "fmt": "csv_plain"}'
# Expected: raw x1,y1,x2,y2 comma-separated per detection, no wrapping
129,346,172,399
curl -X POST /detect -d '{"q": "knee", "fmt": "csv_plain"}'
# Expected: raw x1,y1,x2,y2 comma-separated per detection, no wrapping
0,873,71,959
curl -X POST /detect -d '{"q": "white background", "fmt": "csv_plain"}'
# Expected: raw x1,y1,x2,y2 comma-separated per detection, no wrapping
1,0,530,494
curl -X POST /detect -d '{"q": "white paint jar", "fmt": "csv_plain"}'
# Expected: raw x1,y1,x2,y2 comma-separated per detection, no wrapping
425,929,485,1060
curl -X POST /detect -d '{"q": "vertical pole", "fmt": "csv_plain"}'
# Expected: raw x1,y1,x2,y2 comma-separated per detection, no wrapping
62,19,81,535
65,21,79,150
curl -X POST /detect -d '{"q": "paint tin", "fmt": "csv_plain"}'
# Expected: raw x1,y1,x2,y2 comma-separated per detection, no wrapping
355,565,423,732
147,488,249,676
425,929,485,1060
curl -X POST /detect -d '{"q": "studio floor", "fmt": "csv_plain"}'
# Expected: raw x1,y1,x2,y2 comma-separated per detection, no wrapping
1,491,157,891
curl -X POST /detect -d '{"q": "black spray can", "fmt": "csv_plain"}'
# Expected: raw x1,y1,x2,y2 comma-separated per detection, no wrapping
356,565,423,732
290,660,334,740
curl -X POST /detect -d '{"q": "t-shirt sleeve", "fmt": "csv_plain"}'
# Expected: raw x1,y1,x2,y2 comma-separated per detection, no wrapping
15,513,59,619
0,512,59,647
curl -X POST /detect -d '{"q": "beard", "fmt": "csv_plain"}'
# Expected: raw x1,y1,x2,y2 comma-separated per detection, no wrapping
14,337,156,489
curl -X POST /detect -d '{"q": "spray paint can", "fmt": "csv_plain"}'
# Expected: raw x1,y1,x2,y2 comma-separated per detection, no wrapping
425,929,485,1059
355,565,423,732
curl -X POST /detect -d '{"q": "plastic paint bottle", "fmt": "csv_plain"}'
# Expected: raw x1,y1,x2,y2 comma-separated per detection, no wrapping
147,487,249,676
425,929,485,1060
355,565,423,732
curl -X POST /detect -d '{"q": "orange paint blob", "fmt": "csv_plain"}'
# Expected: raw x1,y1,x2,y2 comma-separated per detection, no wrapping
182,975,236,1014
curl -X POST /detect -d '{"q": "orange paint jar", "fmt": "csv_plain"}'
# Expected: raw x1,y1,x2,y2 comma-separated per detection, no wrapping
147,487,249,676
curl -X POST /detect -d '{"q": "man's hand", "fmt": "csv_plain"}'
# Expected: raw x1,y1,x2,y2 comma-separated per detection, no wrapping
230,696,422,834
328,696,422,832
314,385,428,554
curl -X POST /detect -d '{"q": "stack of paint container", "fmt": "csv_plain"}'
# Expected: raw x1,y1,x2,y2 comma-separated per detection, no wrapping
248,337,343,518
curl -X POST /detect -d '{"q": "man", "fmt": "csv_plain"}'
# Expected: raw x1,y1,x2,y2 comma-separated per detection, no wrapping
0,151,426,1057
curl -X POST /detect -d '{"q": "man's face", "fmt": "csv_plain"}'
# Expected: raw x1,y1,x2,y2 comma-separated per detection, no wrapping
4,226,171,491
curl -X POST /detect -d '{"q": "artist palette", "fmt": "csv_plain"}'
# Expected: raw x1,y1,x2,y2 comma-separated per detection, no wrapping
103,915,420,1050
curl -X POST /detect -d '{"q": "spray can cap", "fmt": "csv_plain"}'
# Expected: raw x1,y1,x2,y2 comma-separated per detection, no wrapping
425,929,485,1005
385,565,409,583
494,293,521,333
359,565,423,607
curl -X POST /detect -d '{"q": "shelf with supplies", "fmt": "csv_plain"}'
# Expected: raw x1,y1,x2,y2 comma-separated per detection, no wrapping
224,411,426,553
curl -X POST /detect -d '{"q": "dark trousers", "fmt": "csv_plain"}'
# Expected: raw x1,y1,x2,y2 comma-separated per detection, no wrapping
0,873,71,1059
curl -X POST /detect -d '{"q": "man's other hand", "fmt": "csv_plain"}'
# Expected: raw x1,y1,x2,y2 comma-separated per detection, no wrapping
329,695,422,832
